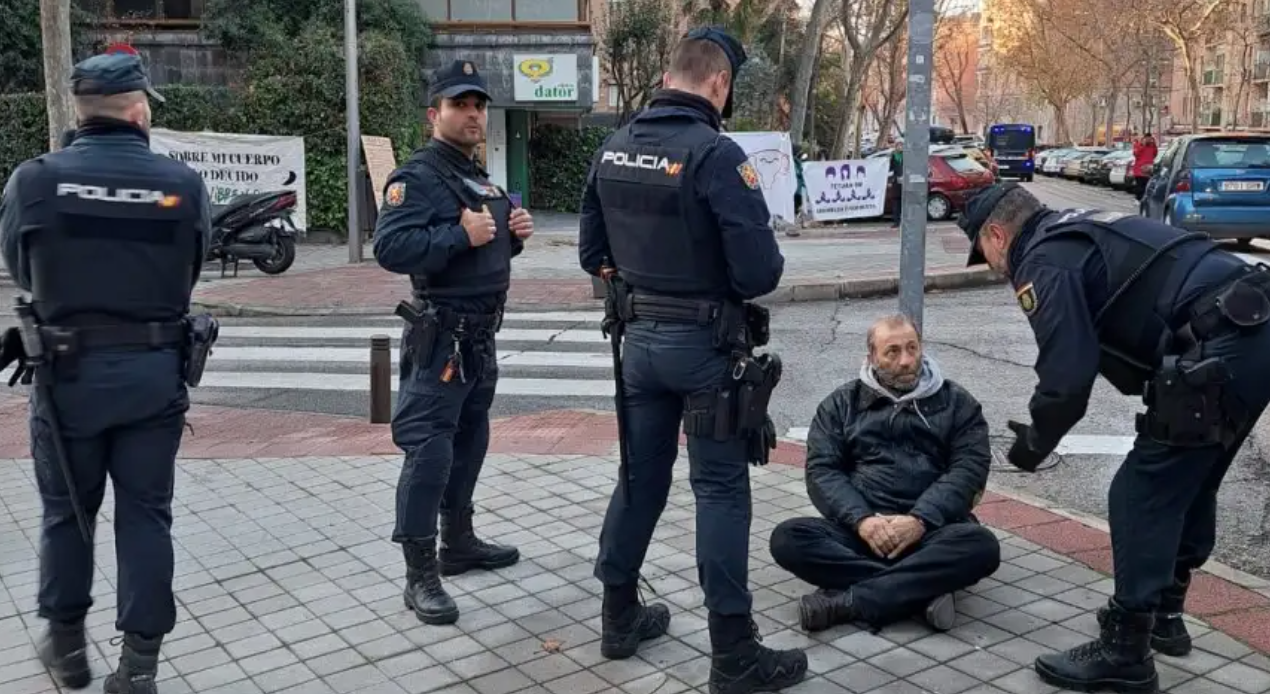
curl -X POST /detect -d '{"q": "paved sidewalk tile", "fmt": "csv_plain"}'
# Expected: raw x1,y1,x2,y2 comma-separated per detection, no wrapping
2,453,1268,693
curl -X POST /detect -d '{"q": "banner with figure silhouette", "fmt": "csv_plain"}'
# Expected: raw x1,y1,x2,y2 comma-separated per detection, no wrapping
723,131,796,224
804,158,888,221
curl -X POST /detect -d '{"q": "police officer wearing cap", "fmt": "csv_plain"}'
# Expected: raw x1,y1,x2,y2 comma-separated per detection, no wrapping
579,28,805,694
373,60,531,627
960,183,1270,693
0,51,210,693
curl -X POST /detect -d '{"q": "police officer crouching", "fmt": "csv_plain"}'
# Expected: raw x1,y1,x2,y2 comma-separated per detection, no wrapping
0,51,213,693
961,184,1270,693
579,28,805,694
373,60,532,626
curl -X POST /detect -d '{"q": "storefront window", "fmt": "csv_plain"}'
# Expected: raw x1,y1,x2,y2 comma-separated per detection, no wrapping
427,0,582,21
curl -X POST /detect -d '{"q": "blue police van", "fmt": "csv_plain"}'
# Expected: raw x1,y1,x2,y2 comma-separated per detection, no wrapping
985,123,1037,182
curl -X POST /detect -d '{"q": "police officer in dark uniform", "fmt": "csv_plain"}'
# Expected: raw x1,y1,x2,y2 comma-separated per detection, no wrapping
960,183,1270,693
373,60,530,627
579,28,807,694
0,51,211,693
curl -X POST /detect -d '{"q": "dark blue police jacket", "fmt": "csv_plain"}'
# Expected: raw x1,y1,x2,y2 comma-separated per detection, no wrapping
1,118,209,325
1006,208,1247,454
578,89,784,303
373,139,522,315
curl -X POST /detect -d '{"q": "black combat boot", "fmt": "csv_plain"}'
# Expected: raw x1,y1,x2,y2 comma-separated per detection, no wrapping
438,505,519,576
103,633,162,694
798,589,856,633
600,582,671,659
1151,577,1192,656
1034,600,1158,693
403,540,459,625
37,619,91,689
708,612,808,694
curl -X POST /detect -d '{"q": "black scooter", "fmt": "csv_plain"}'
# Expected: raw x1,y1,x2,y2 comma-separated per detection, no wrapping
209,190,300,277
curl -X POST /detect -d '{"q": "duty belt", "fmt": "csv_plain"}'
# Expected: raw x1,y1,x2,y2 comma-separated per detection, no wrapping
1184,264,1270,342
435,305,504,333
630,292,722,325
39,321,186,350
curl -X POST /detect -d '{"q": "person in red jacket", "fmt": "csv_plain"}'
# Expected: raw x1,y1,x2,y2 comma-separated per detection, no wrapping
1132,133,1158,201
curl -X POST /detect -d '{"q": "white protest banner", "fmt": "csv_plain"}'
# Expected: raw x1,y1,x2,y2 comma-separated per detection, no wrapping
722,131,796,224
149,128,308,231
804,158,888,221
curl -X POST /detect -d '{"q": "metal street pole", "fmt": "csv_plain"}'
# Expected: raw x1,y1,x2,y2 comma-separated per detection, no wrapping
345,0,363,263
39,0,75,151
898,0,936,331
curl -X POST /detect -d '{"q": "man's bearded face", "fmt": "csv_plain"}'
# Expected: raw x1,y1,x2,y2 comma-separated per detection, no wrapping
870,322,922,391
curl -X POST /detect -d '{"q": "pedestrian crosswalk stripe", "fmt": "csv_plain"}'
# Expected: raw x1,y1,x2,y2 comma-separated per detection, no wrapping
208,346,612,369
197,371,615,396
216,326,609,343
199,310,618,400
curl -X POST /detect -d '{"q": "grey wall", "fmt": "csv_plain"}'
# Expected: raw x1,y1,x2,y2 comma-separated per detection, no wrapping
427,32,596,111
85,30,231,86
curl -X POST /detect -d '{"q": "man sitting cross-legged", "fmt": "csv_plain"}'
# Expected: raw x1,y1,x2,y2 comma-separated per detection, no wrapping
770,314,1002,633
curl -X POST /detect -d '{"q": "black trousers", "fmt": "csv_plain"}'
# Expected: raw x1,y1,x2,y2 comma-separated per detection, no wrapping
1108,325,1270,612
770,517,1001,626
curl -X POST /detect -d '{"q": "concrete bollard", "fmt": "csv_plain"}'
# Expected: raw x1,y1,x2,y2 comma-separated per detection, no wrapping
369,334,392,423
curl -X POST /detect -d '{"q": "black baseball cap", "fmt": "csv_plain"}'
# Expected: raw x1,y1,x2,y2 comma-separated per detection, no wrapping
684,27,747,118
958,183,1020,266
70,52,165,103
429,60,491,101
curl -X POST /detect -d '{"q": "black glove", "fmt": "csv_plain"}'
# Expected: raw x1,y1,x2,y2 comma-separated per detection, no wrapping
1006,419,1048,472
0,327,33,387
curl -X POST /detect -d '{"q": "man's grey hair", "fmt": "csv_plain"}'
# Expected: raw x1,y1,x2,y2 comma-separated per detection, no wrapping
982,185,1044,236
866,314,921,354
73,91,146,121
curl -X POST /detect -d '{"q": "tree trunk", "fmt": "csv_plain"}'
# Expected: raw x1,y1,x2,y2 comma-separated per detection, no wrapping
832,64,866,158
40,0,75,151
1051,102,1070,144
1105,86,1118,147
788,0,835,146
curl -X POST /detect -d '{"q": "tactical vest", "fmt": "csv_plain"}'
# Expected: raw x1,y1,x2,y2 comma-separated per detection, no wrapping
1028,210,1224,393
594,125,732,300
27,155,200,326
409,147,513,302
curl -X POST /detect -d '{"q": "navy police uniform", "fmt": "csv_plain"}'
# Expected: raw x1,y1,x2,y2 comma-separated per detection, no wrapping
373,59,522,628
579,27,807,694
960,183,1270,693
0,52,210,693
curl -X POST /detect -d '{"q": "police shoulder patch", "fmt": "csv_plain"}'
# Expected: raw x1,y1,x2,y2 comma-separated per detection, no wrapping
385,181,405,207
737,161,760,190
1015,281,1038,315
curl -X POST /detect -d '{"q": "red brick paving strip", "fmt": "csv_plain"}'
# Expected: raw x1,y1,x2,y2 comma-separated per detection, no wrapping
1,395,1265,654
192,264,595,311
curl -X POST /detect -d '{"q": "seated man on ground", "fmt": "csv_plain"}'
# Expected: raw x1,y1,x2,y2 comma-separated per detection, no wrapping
770,314,1001,633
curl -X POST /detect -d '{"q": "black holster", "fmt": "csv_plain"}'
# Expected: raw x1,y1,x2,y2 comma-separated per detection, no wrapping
396,299,440,364
1136,354,1233,448
183,314,220,387
682,352,783,466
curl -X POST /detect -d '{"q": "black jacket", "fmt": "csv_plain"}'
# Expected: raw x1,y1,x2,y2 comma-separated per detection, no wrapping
804,376,992,532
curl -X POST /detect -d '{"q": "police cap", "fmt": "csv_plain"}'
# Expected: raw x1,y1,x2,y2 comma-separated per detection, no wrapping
683,27,747,118
429,60,491,101
958,182,1021,266
71,52,165,103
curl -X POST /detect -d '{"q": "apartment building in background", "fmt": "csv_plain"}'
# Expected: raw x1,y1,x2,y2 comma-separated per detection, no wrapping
1169,0,1270,133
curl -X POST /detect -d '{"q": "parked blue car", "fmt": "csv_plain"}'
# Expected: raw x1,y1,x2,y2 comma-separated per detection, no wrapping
1140,132,1270,246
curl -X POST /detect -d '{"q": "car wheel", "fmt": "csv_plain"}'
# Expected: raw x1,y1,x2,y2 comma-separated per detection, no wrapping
1023,174,1033,182
927,194,952,221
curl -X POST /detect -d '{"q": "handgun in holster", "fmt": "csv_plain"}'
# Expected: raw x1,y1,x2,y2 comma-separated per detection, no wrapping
183,313,220,387
1138,354,1232,447
396,299,440,362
